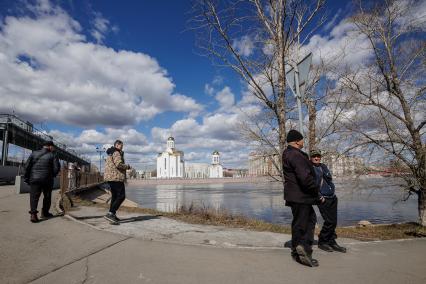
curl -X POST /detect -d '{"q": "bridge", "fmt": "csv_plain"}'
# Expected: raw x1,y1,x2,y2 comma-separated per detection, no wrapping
0,114,90,182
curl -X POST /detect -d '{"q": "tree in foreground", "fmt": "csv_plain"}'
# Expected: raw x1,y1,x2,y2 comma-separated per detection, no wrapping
333,0,425,225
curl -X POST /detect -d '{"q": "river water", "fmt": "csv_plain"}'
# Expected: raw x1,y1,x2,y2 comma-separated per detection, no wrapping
126,177,419,226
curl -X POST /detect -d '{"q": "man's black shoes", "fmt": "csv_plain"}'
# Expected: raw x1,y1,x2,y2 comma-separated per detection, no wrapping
104,213,120,225
319,241,347,253
318,243,334,252
330,241,347,253
30,213,39,223
41,212,54,219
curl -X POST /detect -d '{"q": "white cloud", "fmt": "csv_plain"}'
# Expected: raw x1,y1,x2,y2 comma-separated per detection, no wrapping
48,127,161,169
91,12,109,43
212,75,223,85
204,83,215,96
323,9,342,31
394,0,426,29
232,35,254,57
302,18,373,70
215,86,235,111
0,0,203,127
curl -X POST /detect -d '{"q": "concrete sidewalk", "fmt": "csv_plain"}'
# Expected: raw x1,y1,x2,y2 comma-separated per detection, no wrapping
1,185,425,284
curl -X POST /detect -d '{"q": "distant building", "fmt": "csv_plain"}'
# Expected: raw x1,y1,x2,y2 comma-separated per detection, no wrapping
321,154,364,176
223,168,248,178
156,137,224,179
208,151,223,178
248,153,281,177
185,163,209,179
156,137,185,178
185,151,224,179
248,151,364,177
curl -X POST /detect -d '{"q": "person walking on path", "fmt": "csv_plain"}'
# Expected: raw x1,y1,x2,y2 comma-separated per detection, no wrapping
103,140,131,224
24,141,60,223
310,150,346,253
282,130,323,267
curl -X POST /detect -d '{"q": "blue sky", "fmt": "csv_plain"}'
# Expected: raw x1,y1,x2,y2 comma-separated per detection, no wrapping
3,0,419,169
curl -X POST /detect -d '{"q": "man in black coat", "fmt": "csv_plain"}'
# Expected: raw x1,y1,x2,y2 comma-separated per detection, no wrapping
24,141,60,223
282,130,324,267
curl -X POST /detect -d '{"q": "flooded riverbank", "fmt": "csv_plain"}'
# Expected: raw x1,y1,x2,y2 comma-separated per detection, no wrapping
126,177,418,226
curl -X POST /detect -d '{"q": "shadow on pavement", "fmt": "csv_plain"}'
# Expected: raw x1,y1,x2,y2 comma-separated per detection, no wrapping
73,215,105,220
38,214,64,222
119,215,161,224
284,240,319,248
71,214,162,224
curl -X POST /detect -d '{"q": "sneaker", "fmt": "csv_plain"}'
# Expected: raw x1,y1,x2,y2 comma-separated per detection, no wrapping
318,243,334,252
30,213,39,223
330,241,347,253
41,212,54,218
104,213,120,225
295,245,316,267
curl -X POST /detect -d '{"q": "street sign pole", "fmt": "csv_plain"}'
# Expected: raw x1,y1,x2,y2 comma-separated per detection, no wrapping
293,64,304,136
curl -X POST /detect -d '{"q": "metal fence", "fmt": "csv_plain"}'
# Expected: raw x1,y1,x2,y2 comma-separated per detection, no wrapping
60,168,103,194
57,168,103,213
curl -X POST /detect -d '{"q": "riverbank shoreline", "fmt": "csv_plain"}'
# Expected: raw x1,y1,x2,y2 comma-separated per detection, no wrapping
73,192,426,242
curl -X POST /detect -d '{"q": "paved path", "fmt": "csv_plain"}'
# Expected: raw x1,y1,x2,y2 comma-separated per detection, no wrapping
1,185,425,284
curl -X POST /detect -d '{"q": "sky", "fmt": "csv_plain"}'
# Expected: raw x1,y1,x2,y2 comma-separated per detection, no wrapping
0,0,424,170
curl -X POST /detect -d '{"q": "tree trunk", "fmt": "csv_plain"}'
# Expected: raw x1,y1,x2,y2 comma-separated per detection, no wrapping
307,99,316,153
276,0,287,180
418,187,426,226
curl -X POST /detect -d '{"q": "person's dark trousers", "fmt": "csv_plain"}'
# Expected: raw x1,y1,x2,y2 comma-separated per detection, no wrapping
318,196,338,244
29,180,53,214
290,203,317,253
108,181,126,215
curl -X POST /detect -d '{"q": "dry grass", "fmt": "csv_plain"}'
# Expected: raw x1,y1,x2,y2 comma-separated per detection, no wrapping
70,195,425,241
335,223,426,241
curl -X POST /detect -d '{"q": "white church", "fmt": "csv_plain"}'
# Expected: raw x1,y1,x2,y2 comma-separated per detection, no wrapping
157,137,185,178
156,137,223,179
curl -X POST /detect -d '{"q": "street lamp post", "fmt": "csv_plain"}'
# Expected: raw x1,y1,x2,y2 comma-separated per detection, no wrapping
95,146,104,173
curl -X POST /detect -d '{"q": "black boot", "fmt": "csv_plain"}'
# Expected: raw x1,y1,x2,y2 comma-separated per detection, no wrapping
318,242,334,252
330,241,347,253
30,213,39,223
41,212,54,218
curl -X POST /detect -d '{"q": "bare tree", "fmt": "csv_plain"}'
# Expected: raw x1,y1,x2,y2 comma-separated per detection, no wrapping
334,0,426,225
190,0,326,180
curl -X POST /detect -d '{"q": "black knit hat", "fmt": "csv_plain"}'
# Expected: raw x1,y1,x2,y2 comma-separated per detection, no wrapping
286,129,304,143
